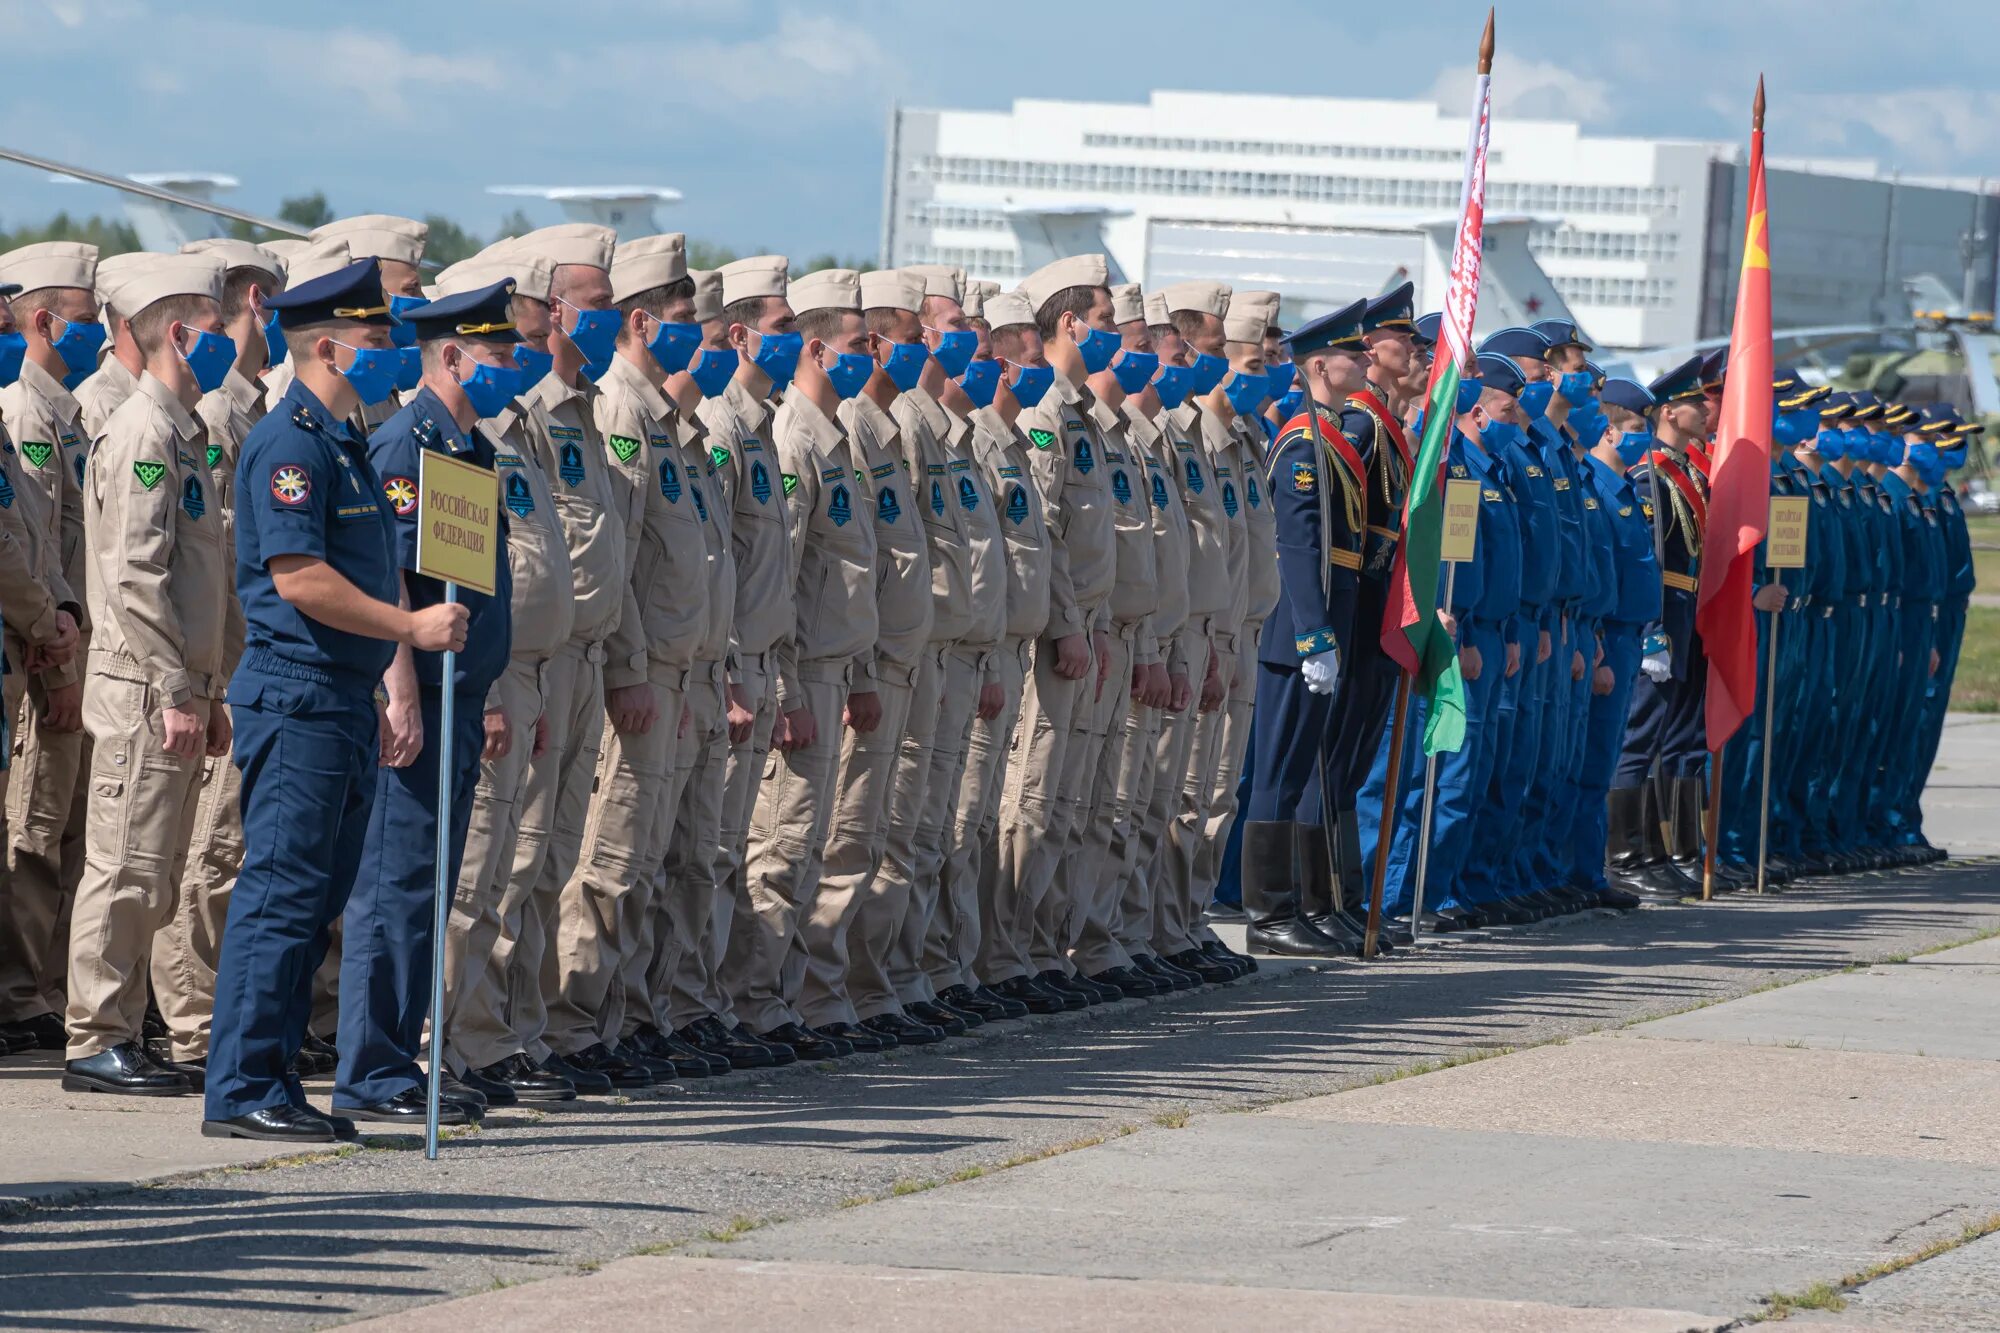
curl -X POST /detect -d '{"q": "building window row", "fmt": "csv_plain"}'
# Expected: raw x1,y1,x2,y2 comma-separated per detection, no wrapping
1553,275,1679,308
906,202,1011,231
1080,132,1477,164
903,243,1022,276
1528,226,1680,261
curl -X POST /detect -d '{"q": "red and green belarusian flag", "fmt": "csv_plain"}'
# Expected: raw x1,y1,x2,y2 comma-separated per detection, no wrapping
1379,47,1493,756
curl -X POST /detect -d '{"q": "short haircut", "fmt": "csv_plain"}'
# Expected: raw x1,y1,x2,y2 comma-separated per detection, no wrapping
988,324,1031,363
864,306,911,339
8,288,62,326
220,268,268,322
966,316,990,336
1169,308,1213,344
420,336,513,374
129,294,218,356
281,321,342,365
615,275,695,322
720,294,771,331
1033,285,1098,341
795,306,850,345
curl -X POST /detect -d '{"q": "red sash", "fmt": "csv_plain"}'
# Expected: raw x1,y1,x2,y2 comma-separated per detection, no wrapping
1281,404,1365,487
1648,450,1707,532
1684,442,1713,480
1346,387,1413,474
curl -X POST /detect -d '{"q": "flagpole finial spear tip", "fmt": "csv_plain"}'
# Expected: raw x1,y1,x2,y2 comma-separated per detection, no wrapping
1479,9,1495,73
1754,75,1766,130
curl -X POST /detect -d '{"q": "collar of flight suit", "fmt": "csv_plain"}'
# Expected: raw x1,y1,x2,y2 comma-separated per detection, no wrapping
600,349,674,424
787,388,847,458
898,382,953,444
18,356,80,422
220,366,266,420
842,390,901,454
528,366,589,416
135,368,201,442
720,373,775,434
1121,399,1162,452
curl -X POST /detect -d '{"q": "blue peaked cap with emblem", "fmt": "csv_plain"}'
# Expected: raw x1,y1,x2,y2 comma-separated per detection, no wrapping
400,278,522,344
1412,312,1442,348
1282,297,1368,356
1699,346,1728,388
263,256,395,330
1648,353,1706,404
1478,325,1552,360
1599,378,1656,416
1473,352,1526,397
1361,280,1415,333
1918,403,1963,435
1529,318,1590,352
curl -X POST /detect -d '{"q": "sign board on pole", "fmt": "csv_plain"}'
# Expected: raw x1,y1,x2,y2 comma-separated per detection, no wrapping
1440,478,1481,563
416,452,500,595
1765,495,1809,569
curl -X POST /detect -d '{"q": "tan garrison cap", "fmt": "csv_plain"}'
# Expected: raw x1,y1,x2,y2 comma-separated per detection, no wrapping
1225,290,1280,344
691,269,723,322
789,268,862,316
859,269,925,314
0,241,98,293
719,255,788,307
901,263,964,304
181,237,286,286
964,278,1000,320
117,253,226,315
984,291,1034,331
308,214,427,266
1162,280,1231,319
1017,254,1108,315
609,233,688,302
436,253,554,304
263,238,312,261
1110,282,1145,326
94,251,168,313
1143,291,1169,328
286,239,355,287
506,222,615,272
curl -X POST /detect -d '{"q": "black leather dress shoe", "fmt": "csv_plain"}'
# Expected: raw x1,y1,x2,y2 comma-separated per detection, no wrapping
906,1000,970,1035
1202,939,1257,976
1593,884,1643,910
540,1052,615,1095
678,1017,777,1070
860,1012,946,1046
337,1087,468,1126
1201,900,1248,923
440,1070,491,1111
202,1104,338,1142
930,994,987,1028
1088,966,1163,999
161,1056,208,1092
1168,949,1237,984
613,1039,677,1084
633,1027,719,1079
1436,906,1487,929
63,1042,191,1096
992,975,1070,1014
731,1024,798,1066
967,984,1031,1020
568,1042,653,1088
818,1020,893,1053
1039,969,1116,1005
1133,954,1199,991
939,984,1012,1022
478,1055,575,1102
295,1033,338,1077
760,1021,850,1061
2,1011,65,1052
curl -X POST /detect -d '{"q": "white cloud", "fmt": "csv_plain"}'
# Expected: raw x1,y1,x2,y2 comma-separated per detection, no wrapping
270,29,505,119
1789,88,2000,174
578,10,890,109
1430,53,1613,124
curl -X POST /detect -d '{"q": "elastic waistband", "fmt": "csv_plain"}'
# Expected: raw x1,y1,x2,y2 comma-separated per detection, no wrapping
240,648,372,694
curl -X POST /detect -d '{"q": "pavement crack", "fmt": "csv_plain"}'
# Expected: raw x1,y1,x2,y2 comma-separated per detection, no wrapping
1879,1203,1972,1248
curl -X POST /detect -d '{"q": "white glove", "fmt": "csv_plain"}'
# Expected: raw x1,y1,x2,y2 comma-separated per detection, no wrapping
1640,648,1671,683
1301,648,1342,696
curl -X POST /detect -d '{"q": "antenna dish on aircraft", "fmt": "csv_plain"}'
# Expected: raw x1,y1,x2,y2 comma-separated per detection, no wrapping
487,186,682,236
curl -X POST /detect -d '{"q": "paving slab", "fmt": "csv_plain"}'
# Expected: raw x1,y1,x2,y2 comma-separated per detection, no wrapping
353,1256,1717,1333
1797,1227,2000,1332
1924,715,2000,856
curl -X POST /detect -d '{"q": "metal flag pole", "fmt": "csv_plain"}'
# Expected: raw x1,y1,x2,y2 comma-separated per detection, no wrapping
1364,674,1412,959
425,583,460,1161
1410,561,1459,945
1702,747,1721,902
1755,607,1782,894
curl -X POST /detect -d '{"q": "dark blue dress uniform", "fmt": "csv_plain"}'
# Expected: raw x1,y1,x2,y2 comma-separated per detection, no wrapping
336,284,516,1112
1908,411,1978,847
1771,384,1847,869
205,259,402,1126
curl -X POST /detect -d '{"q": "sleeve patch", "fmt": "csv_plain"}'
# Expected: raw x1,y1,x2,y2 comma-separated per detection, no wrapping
710,444,732,469
781,472,799,497
271,465,312,507
20,441,53,469
1027,428,1055,450
610,434,642,463
1291,460,1316,495
133,459,167,491
384,476,419,515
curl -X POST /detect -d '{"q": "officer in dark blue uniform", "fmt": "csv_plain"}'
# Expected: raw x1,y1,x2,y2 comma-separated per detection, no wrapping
1803,395,1874,869
1906,408,1977,857
335,280,518,1125
1241,298,1370,956
203,258,470,1143
1875,402,1947,857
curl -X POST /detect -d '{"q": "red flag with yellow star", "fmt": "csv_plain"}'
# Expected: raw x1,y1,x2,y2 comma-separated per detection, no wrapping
1695,81,1773,751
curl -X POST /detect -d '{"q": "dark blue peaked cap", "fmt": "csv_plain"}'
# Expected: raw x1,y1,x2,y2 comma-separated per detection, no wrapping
264,256,393,329
1412,312,1442,348
1529,318,1590,351
401,278,522,344
1599,378,1656,416
1283,297,1368,356
1473,352,1526,396
1649,353,1706,404
1362,280,1415,333
1479,325,1552,359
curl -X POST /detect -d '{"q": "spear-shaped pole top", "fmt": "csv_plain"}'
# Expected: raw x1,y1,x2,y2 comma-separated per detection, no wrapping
1479,8,1496,73
1753,75,1766,130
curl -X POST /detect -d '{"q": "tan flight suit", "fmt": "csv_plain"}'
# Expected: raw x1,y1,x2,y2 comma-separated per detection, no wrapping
0,359,91,1026
73,357,137,443
67,372,235,1057
514,372,627,1063
919,403,1006,997
695,376,791,1029
152,367,263,1060
547,354,709,1055
1059,395,1158,976
1146,400,1228,960
724,392,877,1033
965,406,1051,983
442,398,574,1075
796,392,929,1029
650,421,735,1035
988,367,1114,983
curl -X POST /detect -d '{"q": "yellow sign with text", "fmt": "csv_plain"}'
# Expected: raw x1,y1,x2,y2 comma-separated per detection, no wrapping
1766,495,1809,569
1440,478,1481,562
416,452,500,595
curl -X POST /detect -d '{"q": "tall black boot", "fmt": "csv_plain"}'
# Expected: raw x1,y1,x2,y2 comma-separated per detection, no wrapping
1608,786,1681,902
1332,808,1401,947
1244,821,1355,957
1668,775,1706,883
1295,822,1367,952
1637,780,1697,897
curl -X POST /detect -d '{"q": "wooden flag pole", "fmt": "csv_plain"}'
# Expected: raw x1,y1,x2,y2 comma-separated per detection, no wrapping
1702,751,1721,902
1364,673,1413,959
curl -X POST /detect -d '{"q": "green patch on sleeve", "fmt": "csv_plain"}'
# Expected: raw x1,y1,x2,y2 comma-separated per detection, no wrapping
20,441,53,469
205,444,223,470
133,459,167,491
1027,428,1055,451
610,434,641,463
781,472,799,497
710,444,732,469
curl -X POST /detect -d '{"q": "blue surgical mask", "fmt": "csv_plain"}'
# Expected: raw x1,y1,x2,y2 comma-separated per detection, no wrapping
48,314,105,385
395,346,423,393
1189,351,1230,394
261,311,287,368
1615,429,1654,467
178,326,236,396
1569,405,1607,450
1518,380,1555,421
1454,379,1485,415
689,347,739,399
1074,321,1120,375
1478,418,1524,451
556,298,620,369
1223,370,1267,415
1111,349,1159,396
1557,370,1595,406
645,317,701,376
1152,364,1197,409
881,340,928,393
513,344,553,394
1941,445,1967,471
1813,428,1846,461
388,294,427,348
1906,440,1940,472
1273,387,1306,422
1266,362,1296,401
0,331,26,388
824,350,875,400
456,352,523,419
332,340,400,406
1774,409,1819,448
958,358,1002,410
1008,362,1054,408
750,330,803,391
926,327,977,378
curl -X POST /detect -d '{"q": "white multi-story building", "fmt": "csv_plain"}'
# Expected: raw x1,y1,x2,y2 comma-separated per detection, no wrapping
882,90,1999,352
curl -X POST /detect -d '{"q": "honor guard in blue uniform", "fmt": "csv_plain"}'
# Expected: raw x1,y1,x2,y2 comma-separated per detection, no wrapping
1830,393,1897,862
335,281,518,1125
1904,407,1977,857
1874,402,1948,855
203,258,469,1143
1606,354,1707,901
1792,394,1864,868
1241,298,1371,957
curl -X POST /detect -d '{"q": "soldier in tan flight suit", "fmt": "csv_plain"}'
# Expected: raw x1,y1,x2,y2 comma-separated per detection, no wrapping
151,239,286,1069
60,255,238,1095
434,252,581,1104
725,268,878,1060
793,270,932,1049
987,255,1118,1012
75,252,162,441
959,293,1050,1014
0,242,101,1047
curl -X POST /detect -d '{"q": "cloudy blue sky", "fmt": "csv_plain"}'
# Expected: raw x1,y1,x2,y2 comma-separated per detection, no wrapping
2,0,1993,256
